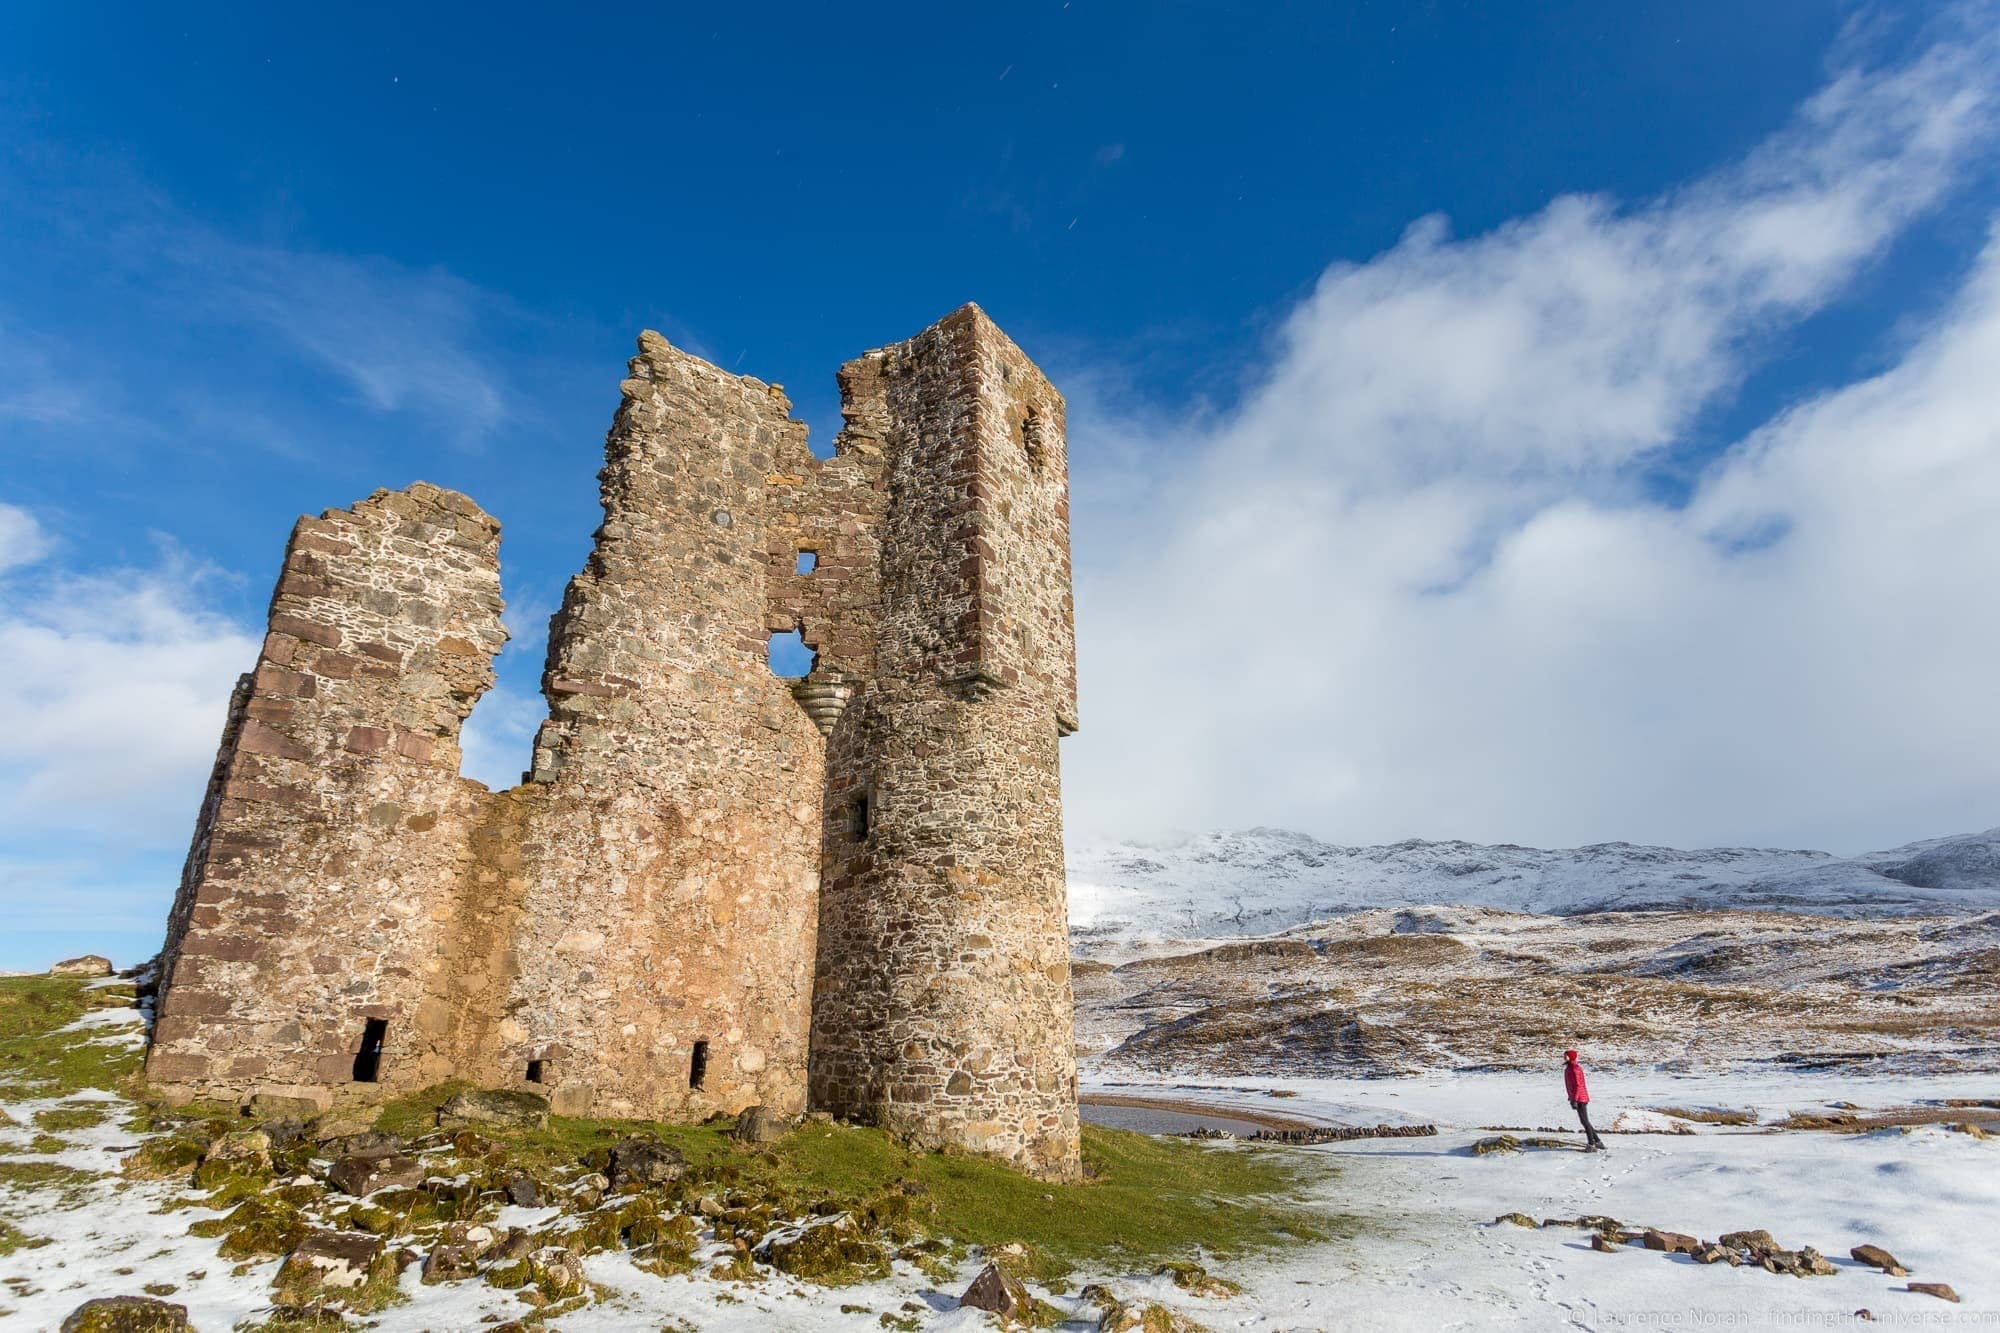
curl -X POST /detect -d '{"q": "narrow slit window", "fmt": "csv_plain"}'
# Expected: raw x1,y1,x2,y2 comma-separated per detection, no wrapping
689,1040,710,1090
352,1018,388,1083
847,792,870,839
525,1059,545,1084
795,550,818,575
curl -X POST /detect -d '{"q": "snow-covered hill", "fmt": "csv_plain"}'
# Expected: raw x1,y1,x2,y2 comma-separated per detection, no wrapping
1067,826,2000,946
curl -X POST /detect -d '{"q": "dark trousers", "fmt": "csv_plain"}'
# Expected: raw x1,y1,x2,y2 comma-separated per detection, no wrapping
1573,1100,1604,1148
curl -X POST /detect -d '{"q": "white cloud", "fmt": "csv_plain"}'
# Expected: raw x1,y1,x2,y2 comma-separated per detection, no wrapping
0,532,260,844
0,503,52,573
1064,18,2000,855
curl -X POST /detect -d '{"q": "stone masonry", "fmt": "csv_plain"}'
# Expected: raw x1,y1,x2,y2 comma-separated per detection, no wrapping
146,305,1082,1179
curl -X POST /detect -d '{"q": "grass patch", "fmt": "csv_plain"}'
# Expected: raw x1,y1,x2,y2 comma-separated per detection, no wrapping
32,1103,113,1132
371,1084,1337,1284
0,1219,53,1256
0,976,142,1100
0,1158,99,1190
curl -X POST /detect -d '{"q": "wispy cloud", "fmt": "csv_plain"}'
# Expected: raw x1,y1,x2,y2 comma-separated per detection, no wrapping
1065,12,2000,854
0,145,511,445
168,243,508,436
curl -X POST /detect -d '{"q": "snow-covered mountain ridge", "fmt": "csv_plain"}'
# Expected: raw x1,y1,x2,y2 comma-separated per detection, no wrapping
1067,825,2000,946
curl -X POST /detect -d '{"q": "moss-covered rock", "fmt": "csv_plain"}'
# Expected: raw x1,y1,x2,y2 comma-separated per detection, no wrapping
760,1215,892,1286
57,1295,189,1331
1153,1261,1239,1298
187,1194,312,1259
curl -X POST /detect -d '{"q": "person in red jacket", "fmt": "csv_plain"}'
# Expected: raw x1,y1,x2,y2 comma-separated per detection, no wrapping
1564,1049,1606,1151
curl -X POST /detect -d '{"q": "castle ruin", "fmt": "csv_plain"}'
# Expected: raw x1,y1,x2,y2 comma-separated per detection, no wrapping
144,304,1082,1180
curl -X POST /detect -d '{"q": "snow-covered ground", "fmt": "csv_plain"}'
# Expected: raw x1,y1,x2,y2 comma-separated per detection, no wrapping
12,1016,1990,1330
1069,826,2000,947
1084,1069,2000,1331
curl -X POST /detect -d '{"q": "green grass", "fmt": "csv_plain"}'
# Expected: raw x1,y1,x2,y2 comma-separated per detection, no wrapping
33,1103,112,1132
371,1083,1339,1283
0,1219,53,1257
0,976,142,1100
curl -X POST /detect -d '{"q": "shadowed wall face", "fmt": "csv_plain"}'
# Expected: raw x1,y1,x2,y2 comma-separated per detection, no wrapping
146,306,1081,1178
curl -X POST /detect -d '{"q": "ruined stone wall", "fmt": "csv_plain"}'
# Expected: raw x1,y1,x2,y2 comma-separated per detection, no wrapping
484,334,837,1119
809,307,1082,1180
149,306,1080,1177
147,484,507,1104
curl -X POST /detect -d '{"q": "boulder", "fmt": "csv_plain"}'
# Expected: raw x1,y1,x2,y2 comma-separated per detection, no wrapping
1719,1229,1779,1255
50,954,113,978
1469,1135,1520,1156
59,1297,188,1331
731,1104,791,1144
1761,1247,1837,1277
321,1131,404,1158
607,1136,687,1189
1493,1212,1539,1228
502,1170,542,1207
1952,1122,1991,1140
275,1229,383,1296
327,1151,424,1197
249,1092,327,1121
1692,1244,1741,1266
420,1226,497,1286
960,1262,1038,1319
1590,1234,1620,1253
1907,1283,1960,1302
437,1089,549,1131
1642,1230,1701,1255
201,1128,272,1174
422,1239,482,1284
1154,1261,1237,1297
1851,1244,1906,1275
514,1246,586,1298
311,1107,381,1141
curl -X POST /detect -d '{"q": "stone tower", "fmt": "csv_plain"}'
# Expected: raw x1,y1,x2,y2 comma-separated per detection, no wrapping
145,304,1082,1179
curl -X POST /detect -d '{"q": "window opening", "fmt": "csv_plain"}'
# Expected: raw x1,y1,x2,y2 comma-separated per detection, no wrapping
352,1018,388,1083
689,1040,710,1090
766,628,816,678
795,549,818,575
847,792,871,839
525,1059,545,1084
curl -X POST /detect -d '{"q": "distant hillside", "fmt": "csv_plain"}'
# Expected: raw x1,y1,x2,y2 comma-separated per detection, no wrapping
1067,826,2000,948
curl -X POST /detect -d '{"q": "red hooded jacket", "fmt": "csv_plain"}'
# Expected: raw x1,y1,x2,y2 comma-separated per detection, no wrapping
1564,1051,1589,1104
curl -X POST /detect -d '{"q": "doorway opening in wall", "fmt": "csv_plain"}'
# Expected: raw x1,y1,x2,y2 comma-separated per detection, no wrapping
689,1040,710,1090
352,1018,388,1083
767,628,816,679
525,1059,545,1084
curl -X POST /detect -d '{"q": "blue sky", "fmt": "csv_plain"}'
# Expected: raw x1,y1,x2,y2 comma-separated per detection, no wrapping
4,2,1999,968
